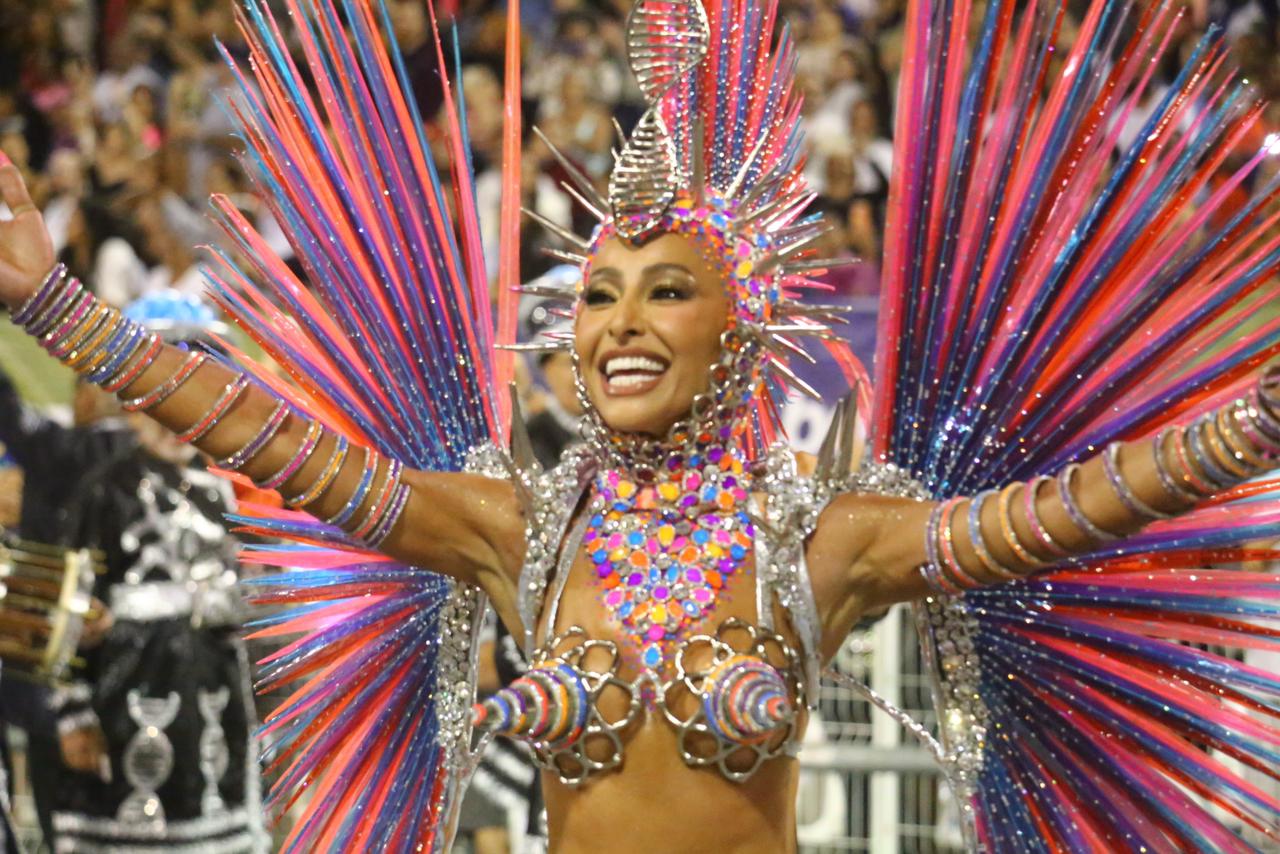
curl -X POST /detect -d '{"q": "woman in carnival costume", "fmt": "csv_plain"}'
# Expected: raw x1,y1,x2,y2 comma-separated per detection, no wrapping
1,0,1280,849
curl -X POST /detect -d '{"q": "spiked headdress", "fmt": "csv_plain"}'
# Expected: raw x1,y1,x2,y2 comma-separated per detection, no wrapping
523,0,861,460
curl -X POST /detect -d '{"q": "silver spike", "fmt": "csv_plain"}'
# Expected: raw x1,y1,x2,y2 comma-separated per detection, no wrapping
537,247,589,267
777,300,851,316
835,385,861,476
496,339,574,353
756,232,828,275
612,117,627,148
765,323,839,340
691,115,706,200
534,126,610,213
724,132,773,200
767,360,823,401
814,392,847,480
779,257,859,275
559,181,608,223
508,384,538,474
762,331,818,365
515,282,577,299
522,207,592,250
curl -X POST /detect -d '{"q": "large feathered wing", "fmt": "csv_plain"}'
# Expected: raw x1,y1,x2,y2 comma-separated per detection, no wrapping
873,0,1280,847
194,0,521,849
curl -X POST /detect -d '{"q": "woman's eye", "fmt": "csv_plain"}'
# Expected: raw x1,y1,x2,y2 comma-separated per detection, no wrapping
583,289,615,306
652,284,689,300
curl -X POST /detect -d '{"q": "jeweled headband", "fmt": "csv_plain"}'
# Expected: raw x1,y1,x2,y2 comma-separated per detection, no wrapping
519,0,857,460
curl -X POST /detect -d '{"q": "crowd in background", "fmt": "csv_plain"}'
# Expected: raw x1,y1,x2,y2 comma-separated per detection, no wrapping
2,0,1278,324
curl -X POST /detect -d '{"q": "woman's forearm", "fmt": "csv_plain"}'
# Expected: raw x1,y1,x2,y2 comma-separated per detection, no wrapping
10,265,410,549
921,380,1280,593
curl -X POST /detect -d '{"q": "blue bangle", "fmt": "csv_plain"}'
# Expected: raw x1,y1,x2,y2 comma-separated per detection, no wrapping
324,448,379,527
1186,419,1235,487
86,321,142,383
1055,464,1121,543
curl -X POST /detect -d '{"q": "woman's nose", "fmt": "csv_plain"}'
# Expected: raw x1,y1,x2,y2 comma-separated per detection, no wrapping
607,291,645,341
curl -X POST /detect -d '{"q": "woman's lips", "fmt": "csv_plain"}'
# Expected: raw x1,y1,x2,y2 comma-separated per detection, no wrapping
601,354,668,396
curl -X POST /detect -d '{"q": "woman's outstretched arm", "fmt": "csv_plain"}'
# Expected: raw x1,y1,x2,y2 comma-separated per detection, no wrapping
811,378,1278,643
0,159,527,623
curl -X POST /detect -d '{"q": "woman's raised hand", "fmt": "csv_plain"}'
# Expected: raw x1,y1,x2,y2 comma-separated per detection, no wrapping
0,155,56,308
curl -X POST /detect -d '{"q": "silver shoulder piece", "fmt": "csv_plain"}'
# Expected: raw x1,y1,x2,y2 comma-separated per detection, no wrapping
516,443,596,656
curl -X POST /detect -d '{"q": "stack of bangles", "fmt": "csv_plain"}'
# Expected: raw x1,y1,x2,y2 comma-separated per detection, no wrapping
920,383,1280,595
11,265,409,550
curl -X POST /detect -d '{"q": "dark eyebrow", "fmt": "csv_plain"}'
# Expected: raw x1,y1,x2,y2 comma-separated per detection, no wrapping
642,263,695,279
587,266,622,284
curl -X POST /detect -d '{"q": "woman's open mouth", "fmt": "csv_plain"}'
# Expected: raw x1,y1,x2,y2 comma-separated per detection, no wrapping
601,353,669,396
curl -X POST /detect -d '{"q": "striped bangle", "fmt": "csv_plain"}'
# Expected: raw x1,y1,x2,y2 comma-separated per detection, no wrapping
938,497,984,589
64,309,123,367
1200,414,1250,478
258,420,325,490
26,275,83,336
1235,397,1280,457
997,483,1047,568
351,460,405,541
79,316,136,376
1102,442,1172,520
1171,427,1217,495
1152,429,1202,503
1022,475,1071,557
178,374,251,444
12,264,69,325
919,560,962,596
122,352,208,412
967,489,1021,579
324,448,381,527
1186,420,1236,487
1253,387,1280,437
921,503,962,594
87,324,147,383
216,401,290,470
286,434,350,508
103,336,164,392
39,291,95,346
48,303,111,358
1215,407,1266,470
363,481,411,549
1056,464,1120,543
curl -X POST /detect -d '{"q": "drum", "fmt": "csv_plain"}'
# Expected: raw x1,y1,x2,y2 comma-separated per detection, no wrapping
0,529,102,683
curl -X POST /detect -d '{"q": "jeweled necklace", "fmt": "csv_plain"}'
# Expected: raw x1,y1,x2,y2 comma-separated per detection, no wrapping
583,440,755,672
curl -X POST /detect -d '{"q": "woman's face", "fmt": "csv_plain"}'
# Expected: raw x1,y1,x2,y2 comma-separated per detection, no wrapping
575,232,730,437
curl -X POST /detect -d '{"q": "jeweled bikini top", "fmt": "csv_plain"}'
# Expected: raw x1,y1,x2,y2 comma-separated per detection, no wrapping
475,442,820,784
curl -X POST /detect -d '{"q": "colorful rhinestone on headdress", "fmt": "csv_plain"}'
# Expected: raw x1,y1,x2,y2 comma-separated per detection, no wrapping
584,442,755,670
517,0,863,429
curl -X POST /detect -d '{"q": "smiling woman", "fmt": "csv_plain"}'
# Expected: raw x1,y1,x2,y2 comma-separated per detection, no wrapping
577,234,728,435
2,0,1280,849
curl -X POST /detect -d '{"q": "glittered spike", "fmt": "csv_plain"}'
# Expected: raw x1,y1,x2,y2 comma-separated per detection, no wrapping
516,281,579,299
559,182,609,223
471,661,590,746
495,339,574,353
537,247,590,267
533,126,610,213
507,383,538,474
522,207,592,250
766,360,823,401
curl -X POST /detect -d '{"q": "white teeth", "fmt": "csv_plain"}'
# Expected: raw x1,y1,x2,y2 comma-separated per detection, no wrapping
604,356,666,378
608,373,655,389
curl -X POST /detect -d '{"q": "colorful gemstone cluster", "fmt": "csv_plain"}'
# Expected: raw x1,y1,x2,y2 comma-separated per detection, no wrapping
583,191,781,333
584,442,755,671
